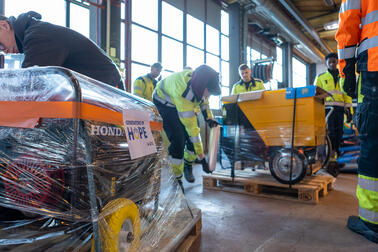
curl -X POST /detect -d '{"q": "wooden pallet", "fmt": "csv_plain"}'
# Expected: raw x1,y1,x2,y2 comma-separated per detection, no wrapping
162,209,202,252
203,170,335,204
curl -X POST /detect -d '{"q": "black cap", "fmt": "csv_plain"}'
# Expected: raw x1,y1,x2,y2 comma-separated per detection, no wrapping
207,73,221,95
191,65,221,98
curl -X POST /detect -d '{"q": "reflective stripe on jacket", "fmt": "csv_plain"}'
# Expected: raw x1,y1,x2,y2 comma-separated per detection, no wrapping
336,0,378,74
133,75,156,101
357,174,378,224
153,70,213,155
231,78,265,94
314,71,352,105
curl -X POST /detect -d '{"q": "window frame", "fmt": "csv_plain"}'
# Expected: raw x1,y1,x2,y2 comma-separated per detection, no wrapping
121,0,230,107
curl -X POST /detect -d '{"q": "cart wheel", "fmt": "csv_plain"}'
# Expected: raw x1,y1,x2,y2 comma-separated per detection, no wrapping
93,198,140,252
322,135,332,169
269,149,307,184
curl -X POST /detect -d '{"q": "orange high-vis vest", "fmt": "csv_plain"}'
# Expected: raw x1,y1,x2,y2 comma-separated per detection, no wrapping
336,0,378,76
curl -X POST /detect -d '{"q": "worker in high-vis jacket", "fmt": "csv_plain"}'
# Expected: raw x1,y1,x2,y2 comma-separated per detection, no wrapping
314,53,353,165
231,64,265,94
152,65,221,192
336,0,378,243
133,62,162,101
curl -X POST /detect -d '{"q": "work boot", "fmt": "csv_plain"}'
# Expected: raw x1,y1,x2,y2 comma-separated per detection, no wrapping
347,216,378,243
184,163,195,183
326,160,340,177
177,177,185,194
201,158,212,174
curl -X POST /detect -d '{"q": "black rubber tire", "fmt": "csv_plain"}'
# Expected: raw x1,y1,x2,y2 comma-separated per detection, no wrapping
262,65,267,82
269,149,307,184
252,64,257,78
259,64,264,82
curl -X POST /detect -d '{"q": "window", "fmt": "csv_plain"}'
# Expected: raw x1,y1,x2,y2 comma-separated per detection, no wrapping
206,24,219,56
132,0,158,31
206,53,220,72
187,14,204,49
162,36,183,72
273,47,283,83
246,46,251,67
161,70,173,79
162,2,183,41
221,35,229,61
209,96,220,110
132,24,158,64
2,54,24,69
221,10,229,36
121,1,125,20
219,9,230,107
221,61,230,95
252,49,260,61
292,57,308,88
70,3,90,37
187,46,204,69
4,0,66,26
120,22,125,61
207,53,220,109
131,63,150,91
122,1,230,104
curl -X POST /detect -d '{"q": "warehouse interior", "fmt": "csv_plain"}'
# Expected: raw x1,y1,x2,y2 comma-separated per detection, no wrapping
0,0,377,251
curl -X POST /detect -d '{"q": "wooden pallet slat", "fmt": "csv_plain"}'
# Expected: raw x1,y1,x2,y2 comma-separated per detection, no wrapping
203,170,335,204
162,209,202,252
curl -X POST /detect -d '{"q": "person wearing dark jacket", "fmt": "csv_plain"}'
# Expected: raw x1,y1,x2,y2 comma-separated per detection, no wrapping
0,11,124,90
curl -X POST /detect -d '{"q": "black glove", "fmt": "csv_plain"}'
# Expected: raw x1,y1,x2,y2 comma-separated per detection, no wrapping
201,158,212,174
345,107,353,123
206,119,219,128
342,58,357,99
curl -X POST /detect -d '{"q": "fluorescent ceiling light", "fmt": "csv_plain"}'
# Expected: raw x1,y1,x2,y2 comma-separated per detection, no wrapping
324,20,338,30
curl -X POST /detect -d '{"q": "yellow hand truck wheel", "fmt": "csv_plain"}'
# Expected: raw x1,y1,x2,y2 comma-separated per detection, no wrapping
92,198,141,252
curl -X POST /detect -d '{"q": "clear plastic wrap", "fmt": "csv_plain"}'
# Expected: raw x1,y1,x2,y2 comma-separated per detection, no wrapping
219,87,329,184
0,67,194,251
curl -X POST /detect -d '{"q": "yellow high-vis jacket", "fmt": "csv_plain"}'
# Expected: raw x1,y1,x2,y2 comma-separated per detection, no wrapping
231,78,265,94
314,70,352,108
133,74,157,101
153,70,213,155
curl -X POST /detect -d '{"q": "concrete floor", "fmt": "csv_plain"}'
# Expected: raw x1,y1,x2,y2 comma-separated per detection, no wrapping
184,165,378,252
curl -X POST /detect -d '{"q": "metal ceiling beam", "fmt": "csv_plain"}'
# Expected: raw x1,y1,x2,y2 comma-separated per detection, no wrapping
319,29,337,39
277,0,332,54
251,0,325,62
308,12,339,28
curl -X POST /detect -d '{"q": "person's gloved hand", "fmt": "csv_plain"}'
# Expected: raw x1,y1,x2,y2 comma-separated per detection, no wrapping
342,58,357,99
345,107,353,123
206,119,219,128
201,158,212,174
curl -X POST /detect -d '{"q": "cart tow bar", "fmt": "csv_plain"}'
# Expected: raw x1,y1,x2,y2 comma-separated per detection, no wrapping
289,88,297,188
231,94,241,182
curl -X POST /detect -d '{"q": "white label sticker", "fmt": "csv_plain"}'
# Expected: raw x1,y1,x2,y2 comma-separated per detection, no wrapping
123,110,157,159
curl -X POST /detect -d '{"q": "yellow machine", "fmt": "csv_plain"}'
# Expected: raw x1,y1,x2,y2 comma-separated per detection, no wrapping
221,86,330,184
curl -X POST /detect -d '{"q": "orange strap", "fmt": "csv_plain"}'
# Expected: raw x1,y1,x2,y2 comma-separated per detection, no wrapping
0,101,163,131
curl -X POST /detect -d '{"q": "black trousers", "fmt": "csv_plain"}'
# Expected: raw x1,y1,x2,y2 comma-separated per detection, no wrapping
357,72,378,178
326,106,344,156
356,71,378,231
153,99,195,160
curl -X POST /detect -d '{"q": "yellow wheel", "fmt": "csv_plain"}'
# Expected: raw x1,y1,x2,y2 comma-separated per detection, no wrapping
93,198,141,252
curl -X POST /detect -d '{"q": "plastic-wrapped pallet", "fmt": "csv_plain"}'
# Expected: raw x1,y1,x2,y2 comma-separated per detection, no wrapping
0,67,194,251
220,87,331,184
